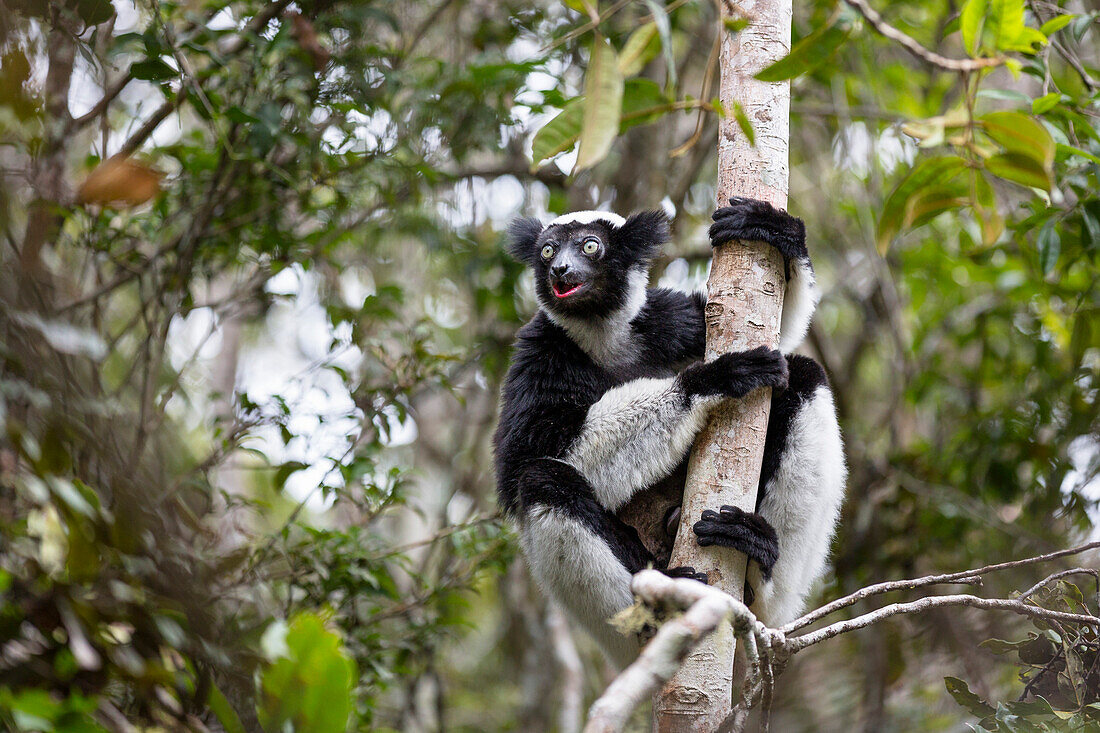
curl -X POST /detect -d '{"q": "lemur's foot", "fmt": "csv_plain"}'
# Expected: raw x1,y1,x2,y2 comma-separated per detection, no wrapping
710,196,807,261
693,505,779,580
664,565,709,584
681,346,788,399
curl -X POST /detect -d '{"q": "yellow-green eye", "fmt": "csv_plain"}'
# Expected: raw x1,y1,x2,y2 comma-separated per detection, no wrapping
582,239,600,255
541,244,555,260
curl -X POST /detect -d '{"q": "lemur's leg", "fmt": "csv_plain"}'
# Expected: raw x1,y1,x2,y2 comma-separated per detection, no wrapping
518,459,704,667
691,356,846,626
565,346,788,512
710,197,820,353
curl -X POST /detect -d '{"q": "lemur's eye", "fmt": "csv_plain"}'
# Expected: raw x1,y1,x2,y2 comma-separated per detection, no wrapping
541,245,555,260
582,238,600,255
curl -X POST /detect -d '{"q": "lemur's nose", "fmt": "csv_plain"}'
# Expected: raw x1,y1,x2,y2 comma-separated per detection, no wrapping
550,263,570,278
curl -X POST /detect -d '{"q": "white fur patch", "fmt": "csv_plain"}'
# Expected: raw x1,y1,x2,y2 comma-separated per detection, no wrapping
779,257,820,353
548,210,627,228
749,386,846,626
565,376,719,511
543,269,649,367
520,506,639,667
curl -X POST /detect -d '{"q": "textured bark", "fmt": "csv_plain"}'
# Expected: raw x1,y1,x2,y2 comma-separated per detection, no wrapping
652,1,791,729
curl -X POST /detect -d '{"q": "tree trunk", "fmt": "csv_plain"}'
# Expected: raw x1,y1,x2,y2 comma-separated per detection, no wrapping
652,1,791,729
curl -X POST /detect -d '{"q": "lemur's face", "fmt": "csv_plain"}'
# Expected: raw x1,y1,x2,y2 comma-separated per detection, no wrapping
507,210,670,321
533,221,618,317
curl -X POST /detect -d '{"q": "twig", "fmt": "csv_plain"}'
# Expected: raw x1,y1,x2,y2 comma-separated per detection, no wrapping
842,0,1003,72
784,541,1100,633
789,594,1100,651
1018,567,1100,603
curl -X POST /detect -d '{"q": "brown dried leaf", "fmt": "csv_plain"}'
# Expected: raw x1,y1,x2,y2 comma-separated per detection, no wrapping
77,156,162,207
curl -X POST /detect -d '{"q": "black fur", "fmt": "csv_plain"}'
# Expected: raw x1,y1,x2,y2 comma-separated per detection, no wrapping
710,197,808,262
520,458,655,574
678,346,789,404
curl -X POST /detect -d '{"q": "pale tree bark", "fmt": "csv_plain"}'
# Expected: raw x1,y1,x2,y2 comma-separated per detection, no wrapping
653,1,792,729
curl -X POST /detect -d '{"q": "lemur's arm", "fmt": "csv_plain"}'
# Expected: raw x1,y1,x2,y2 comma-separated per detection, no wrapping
564,346,787,512
709,197,820,353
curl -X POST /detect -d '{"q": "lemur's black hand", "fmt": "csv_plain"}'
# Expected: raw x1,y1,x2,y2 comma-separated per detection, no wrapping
693,505,779,580
679,346,788,400
710,196,807,261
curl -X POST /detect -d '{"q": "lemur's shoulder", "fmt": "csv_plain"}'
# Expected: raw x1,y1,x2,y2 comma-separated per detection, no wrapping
632,288,706,366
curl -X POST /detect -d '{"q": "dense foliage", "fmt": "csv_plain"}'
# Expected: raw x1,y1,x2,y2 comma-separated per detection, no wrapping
0,0,1097,729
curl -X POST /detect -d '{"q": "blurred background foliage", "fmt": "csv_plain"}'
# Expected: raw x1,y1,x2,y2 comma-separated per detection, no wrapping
0,0,1097,730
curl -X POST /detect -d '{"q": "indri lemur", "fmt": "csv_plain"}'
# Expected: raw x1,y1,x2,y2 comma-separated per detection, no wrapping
493,198,846,666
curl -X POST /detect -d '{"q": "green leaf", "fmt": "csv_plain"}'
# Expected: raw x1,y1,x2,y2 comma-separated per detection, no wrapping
961,0,987,56
575,36,624,172
987,0,1026,53
1056,142,1100,165
1031,92,1060,114
1037,219,1060,274
980,111,1054,168
617,23,660,77
619,78,671,130
1039,14,1075,36
130,58,178,81
755,18,852,82
733,101,754,146
724,17,750,33
258,613,356,733
877,156,968,251
73,0,115,25
206,685,246,733
531,98,584,167
641,0,677,90
945,677,996,718
984,151,1051,190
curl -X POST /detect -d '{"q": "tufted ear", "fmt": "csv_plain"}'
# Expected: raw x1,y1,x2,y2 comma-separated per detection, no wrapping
615,210,670,264
507,217,544,265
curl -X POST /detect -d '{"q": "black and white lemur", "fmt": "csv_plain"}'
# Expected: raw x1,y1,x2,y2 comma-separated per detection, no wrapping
493,197,846,666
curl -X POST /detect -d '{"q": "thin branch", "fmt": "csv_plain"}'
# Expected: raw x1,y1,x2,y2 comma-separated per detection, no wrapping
790,594,1100,651
784,541,1100,633
842,0,1003,72
68,71,135,133
1018,567,1100,603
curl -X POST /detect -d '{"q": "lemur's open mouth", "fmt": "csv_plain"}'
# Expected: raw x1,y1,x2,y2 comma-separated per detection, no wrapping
551,281,584,298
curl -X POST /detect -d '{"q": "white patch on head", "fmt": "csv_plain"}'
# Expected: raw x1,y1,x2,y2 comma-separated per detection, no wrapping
520,506,639,667
542,269,649,367
779,256,820,353
564,375,720,511
548,210,627,228
749,385,846,626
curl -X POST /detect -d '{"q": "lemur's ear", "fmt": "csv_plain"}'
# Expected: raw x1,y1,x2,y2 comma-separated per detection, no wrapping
507,217,544,265
616,210,670,263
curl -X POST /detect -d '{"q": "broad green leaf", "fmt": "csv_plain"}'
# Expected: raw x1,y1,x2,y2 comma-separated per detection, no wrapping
641,0,677,90
575,36,624,172
986,0,1026,53
206,685,246,733
530,80,671,169
130,58,177,81
985,151,1052,190
531,98,584,167
980,111,1055,168
1039,14,1075,36
877,156,968,251
258,613,356,733
945,677,996,718
979,637,1030,655
1031,92,1060,114
618,23,660,77
756,18,852,82
999,26,1047,54
74,0,115,25
733,101,754,146
960,0,987,56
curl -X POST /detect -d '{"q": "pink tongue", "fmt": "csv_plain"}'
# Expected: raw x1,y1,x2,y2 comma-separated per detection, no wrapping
555,283,580,297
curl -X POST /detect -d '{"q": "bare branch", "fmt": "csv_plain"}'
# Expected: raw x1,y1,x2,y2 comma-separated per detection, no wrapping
790,594,1100,651
842,0,1004,72
784,541,1100,633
